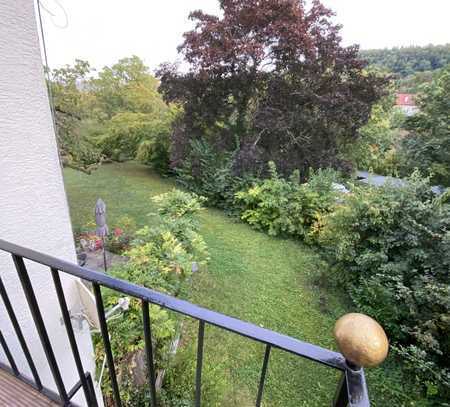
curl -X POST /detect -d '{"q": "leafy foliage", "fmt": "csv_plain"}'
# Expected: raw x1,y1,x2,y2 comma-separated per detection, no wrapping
397,69,441,93
94,190,208,404
158,0,386,177
65,162,436,406
235,162,340,240
318,174,450,401
98,112,157,161
400,64,450,186
92,57,178,172
360,44,450,77
341,95,405,175
105,215,137,254
175,139,256,209
49,60,103,173
92,56,168,119
49,56,176,174
97,108,177,172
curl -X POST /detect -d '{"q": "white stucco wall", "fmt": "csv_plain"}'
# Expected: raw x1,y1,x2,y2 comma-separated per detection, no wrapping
0,1,98,405
396,105,419,117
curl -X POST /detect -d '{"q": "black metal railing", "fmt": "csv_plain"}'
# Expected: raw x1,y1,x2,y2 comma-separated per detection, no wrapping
0,239,369,406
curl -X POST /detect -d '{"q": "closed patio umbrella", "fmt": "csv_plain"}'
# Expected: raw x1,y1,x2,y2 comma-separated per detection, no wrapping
95,198,108,272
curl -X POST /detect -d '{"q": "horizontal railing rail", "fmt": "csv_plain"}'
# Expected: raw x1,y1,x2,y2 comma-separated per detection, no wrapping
0,238,369,406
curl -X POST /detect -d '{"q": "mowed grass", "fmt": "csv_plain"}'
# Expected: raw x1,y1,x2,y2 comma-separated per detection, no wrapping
64,162,178,230
64,162,393,406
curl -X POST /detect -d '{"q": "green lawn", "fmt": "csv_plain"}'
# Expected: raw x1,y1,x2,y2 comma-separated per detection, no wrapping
64,162,409,406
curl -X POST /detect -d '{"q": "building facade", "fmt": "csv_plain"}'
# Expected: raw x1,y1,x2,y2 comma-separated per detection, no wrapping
0,1,98,405
395,93,419,116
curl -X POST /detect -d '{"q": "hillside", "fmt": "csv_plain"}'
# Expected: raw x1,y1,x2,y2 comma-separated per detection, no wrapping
360,44,450,76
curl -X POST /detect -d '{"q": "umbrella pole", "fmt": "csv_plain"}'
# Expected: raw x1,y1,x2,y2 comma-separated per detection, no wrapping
102,236,107,272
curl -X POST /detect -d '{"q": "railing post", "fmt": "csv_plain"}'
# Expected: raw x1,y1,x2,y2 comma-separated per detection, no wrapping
51,268,96,406
0,330,19,376
195,320,205,407
255,344,271,407
142,300,157,407
0,276,42,389
93,283,122,407
12,254,69,403
85,372,99,407
333,313,389,407
333,372,349,407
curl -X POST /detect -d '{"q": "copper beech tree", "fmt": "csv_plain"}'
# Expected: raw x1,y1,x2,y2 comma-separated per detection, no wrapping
157,0,388,176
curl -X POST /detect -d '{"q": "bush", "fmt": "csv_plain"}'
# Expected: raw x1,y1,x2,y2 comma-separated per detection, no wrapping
94,190,208,404
235,162,341,239
105,215,137,254
318,172,450,401
341,96,405,176
97,108,178,173
176,139,256,209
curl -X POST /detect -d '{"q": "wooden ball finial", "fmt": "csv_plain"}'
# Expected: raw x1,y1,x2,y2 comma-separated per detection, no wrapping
334,313,388,368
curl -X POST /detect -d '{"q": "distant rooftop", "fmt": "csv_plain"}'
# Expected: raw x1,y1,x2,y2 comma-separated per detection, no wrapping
396,93,416,106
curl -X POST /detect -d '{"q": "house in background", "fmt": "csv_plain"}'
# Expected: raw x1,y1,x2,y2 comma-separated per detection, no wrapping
395,93,419,116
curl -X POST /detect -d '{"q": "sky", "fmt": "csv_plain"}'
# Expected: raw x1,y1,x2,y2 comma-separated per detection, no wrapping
37,0,450,72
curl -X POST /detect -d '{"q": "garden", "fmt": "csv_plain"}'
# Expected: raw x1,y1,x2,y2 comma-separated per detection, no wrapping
65,162,448,406
58,1,450,405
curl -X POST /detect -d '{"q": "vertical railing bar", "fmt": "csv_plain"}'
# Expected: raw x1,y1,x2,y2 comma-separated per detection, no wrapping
333,372,349,407
85,372,99,407
12,254,69,402
51,268,94,406
0,330,19,376
195,320,205,407
92,283,122,407
255,344,271,407
0,276,42,389
142,300,157,407
344,365,369,407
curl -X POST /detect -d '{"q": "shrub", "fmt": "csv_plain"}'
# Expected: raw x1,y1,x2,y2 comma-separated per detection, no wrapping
318,172,450,401
235,162,340,239
105,215,137,254
341,96,405,176
94,190,208,404
152,189,205,220
97,107,178,173
176,139,256,209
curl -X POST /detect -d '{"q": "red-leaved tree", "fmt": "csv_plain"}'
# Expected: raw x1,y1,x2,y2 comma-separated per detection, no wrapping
157,0,387,176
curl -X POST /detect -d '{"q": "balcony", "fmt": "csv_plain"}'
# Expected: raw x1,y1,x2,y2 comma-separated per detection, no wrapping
0,238,384,406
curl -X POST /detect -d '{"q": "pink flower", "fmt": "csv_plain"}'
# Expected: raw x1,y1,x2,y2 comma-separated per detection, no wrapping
114,227,123,237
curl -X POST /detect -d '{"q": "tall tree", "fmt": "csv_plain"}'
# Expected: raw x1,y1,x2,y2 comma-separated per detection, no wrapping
93,56,178,172
50,60,102,173
93,56,167,119
158,0,387,176
401,64,450,186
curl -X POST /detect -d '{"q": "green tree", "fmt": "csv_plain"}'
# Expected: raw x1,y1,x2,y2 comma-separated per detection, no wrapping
92,56,168,119
401,64,450,186
49,56,177,174
341,93,405,175
50,60,102,173
93,56,178,172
